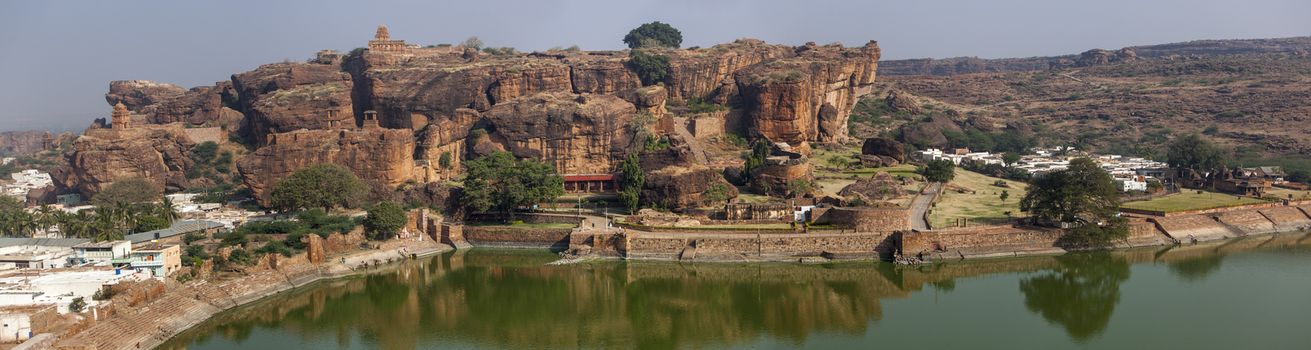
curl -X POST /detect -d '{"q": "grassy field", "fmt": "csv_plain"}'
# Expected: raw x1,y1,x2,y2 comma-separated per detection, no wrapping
1121,191,1272,213
929,169,1028,228
1267,187,1311,201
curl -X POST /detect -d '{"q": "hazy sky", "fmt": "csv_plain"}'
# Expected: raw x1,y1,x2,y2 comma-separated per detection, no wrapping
1,0,1307,132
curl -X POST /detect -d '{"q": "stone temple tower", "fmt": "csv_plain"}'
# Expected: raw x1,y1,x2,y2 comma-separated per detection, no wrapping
111,102,130,130
367,24,407,53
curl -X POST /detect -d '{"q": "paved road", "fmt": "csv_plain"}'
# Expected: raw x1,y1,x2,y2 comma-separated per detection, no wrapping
908,182,943,231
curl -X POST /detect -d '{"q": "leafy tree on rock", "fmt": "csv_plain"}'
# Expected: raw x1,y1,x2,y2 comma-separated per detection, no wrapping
742,139,772,181
623,21,683,49
920,159,956,183
462,152,564,220
627,50,671,86
91,177,161,207
618,154,645,214
1020,157,1127,247
364,201,406,240
269,164,368,212
1166,134,1227,171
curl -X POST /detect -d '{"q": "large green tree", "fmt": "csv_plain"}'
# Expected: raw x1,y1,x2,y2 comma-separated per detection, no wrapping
1166,134,1227,171
90,177,161,207
364,201,406,240
618,154,645,214
462,152,564,219
269,164,368,212
1020,157,1127,246
920,159,956,183
623,21,683,49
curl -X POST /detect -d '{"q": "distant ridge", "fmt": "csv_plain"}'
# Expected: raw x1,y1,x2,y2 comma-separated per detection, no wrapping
879,36,1311,76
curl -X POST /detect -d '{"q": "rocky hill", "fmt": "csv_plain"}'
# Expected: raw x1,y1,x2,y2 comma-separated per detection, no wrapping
878,36,1311,76
851,52,1311,167
54,26,882,205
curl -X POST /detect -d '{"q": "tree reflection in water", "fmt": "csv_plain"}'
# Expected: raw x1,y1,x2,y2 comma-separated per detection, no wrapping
1018,252,1130,342
1167,254,1226,282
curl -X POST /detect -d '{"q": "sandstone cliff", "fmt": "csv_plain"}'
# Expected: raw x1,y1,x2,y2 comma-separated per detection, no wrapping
52,126,196,198
236,127,416,205
68,29,884,210
734,41,881,144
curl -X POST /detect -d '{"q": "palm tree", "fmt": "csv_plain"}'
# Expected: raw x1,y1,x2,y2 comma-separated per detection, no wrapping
33,205,57,236
156,198,181,225
58,211,95,239
91,211,123,242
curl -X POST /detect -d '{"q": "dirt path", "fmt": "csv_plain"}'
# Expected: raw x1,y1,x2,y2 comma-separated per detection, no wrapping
671,116,709,164
909,182,943,230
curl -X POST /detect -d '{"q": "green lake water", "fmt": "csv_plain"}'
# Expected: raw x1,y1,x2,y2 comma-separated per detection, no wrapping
160,231,1311,350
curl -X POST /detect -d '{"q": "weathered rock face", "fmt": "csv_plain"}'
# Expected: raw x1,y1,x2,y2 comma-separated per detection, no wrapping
106,80,245,131
662,39,796,102
0,131,52,155
231,62,355,144
569,58,642,95
735,41,881,144
861,137,906,166
482,92,637,173
236,127,415,205
361,58,573,130
52,126,196,198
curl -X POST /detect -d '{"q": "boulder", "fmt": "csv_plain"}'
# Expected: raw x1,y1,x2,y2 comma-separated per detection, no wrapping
642,165,738,209
897,115,962,148
52,125,197,198
482,92,637,173
839,172,907,202
231,61,355,144
861,137,906,165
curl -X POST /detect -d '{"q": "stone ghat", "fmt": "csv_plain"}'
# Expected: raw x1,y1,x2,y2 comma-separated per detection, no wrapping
1143,205,1311,243
1151,215,1241,242
623,231,896,262
1217,210,1279,235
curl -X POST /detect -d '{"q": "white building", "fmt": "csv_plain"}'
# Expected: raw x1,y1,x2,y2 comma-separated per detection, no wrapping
1114,176,1149,192
71,241,133,265
2,169,52,200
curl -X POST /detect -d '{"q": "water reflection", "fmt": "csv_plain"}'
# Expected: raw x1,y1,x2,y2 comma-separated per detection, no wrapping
161,232,1311,349
1019,252,1130,342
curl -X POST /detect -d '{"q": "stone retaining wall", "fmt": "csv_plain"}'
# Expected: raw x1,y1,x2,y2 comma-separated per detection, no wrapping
623,232,895,262
467,213,585,225
816,206,910,232
901,225,1066,258
462,226,572,249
